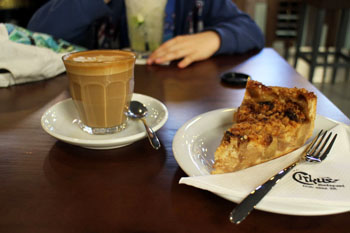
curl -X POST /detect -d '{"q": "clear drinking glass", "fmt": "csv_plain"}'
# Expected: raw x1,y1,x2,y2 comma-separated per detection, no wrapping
125,0,167,55
62,50,136,135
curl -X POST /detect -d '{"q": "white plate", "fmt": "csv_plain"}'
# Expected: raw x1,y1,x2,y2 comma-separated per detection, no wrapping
41,93,168,149
172,108,350,216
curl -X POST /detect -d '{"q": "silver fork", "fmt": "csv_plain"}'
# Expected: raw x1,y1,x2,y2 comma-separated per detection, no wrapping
230,130,338,224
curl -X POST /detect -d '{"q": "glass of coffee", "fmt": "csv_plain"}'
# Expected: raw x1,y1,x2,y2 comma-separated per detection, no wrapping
62,50,136,135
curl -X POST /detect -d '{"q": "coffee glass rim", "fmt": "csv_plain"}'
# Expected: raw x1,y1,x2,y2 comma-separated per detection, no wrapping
62,49,136,65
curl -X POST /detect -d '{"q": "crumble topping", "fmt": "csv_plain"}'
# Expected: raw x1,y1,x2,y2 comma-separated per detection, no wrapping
212,79,317,174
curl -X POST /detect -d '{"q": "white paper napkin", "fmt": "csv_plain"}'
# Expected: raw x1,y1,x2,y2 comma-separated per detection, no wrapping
180,123,350,208
0,24,65,87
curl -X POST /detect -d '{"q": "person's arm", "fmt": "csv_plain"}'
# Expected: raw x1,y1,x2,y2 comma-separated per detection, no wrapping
203,0,264,55
147,31,221,68
27,0,113,45
147,0,264,68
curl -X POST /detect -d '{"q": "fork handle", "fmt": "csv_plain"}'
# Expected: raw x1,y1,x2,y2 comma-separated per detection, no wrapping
230,162,298,224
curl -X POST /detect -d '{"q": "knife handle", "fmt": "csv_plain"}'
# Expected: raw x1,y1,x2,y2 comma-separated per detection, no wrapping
229,162,298,224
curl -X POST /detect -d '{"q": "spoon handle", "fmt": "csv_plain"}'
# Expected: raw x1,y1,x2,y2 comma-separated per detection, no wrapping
141,118,161,150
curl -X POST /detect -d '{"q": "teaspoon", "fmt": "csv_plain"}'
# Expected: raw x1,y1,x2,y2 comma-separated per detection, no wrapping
126,101,161,150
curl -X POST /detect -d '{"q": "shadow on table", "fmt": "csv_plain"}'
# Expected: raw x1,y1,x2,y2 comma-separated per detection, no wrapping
39,138,169,230
43,138,166,189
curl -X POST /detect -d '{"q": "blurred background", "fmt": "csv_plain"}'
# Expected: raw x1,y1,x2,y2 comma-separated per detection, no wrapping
1,0,349,117
235,0,350,117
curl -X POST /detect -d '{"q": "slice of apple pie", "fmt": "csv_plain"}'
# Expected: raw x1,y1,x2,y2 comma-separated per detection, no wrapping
212,79,317,174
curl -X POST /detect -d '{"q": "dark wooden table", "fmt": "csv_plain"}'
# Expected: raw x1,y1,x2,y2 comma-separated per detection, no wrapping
1,48,349,233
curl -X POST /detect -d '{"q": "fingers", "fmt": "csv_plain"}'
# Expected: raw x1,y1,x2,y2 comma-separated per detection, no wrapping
147,35,199,68
177,55,195,68
147,36,189,65
147,31,220,68
154,47,189,64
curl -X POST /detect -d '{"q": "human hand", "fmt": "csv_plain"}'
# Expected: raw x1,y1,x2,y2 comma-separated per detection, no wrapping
147,31,221,68
104,0,111,4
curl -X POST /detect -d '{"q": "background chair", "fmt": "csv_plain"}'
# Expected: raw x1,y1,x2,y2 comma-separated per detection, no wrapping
293,0,350,83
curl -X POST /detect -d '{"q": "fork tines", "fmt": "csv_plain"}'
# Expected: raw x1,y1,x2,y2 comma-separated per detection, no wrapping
305,130,338,162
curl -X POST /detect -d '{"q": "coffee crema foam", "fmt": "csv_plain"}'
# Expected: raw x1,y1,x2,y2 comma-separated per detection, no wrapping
63,50,135,76
72,55,124,63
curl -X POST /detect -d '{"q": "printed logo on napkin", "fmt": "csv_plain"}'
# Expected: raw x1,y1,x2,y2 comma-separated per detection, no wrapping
292,171,345,190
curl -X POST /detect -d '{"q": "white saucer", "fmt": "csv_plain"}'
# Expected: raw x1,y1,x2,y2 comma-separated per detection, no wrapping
41,93,168,149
